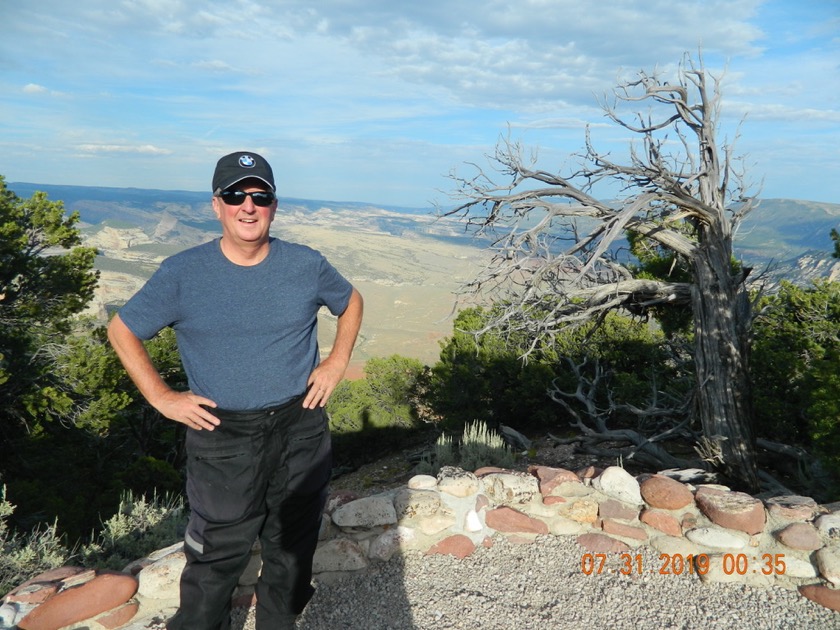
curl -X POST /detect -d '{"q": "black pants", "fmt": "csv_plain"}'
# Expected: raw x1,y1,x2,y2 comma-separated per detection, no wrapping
167,396,332,630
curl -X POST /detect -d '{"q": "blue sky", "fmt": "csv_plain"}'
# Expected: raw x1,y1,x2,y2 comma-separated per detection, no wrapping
1,0,838,207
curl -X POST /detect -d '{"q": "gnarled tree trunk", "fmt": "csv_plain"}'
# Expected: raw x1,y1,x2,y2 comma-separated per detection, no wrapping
692,238,758,490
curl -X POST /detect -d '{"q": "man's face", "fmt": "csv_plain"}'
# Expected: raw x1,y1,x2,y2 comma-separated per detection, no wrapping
212,179,277,247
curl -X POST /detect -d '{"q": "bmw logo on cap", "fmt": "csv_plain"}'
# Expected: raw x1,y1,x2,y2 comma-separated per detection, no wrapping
239,155,256,168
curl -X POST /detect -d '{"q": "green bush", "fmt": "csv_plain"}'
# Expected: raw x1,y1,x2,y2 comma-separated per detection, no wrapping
3,321,189,544
750,280,840,495
429,306,564,432
429,306,683,435
804,351,840,480
328,355,425,431
117,456,184,497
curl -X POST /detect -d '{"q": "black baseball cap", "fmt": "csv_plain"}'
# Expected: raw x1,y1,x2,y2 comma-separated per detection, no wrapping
212,151,276,193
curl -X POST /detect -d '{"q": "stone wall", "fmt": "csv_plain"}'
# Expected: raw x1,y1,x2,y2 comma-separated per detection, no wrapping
314,464,840,611
2,464,839,628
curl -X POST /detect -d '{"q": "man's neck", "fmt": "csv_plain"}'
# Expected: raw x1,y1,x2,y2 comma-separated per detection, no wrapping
218,237,271,266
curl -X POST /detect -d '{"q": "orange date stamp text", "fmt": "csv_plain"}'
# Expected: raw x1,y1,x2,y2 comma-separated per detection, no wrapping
579,553,786,576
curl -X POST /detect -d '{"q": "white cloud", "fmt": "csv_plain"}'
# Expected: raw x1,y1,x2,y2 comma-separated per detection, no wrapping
726,102,840,123
512,118,611,131
192,60,240,74
76,144,173,155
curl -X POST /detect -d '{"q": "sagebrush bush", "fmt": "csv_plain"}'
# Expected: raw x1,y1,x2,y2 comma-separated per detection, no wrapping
416,420,515,475
0,485,69,598
434,433,457,468
415,432,457,475
459,420,515,471
80,491,186,570
0,488,186,598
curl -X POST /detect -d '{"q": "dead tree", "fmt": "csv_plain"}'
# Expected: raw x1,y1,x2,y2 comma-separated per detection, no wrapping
443,54,761,491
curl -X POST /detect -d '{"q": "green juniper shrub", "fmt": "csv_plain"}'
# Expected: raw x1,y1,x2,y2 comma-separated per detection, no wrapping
808,352,840,481
117,456,184,498
327,355,432,468
752,281,840,446
751,280,840,497
429,306,562,434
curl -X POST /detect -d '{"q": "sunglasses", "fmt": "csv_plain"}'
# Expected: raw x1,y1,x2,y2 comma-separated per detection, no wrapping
219,190,276,207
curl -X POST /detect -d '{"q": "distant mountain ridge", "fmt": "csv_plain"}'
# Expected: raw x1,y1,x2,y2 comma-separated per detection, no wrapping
735,198,839,260
7,182,431,214
9,182,469,244
11,182,839,266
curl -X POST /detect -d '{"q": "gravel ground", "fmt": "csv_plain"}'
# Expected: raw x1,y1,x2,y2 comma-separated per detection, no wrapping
229,535,840,630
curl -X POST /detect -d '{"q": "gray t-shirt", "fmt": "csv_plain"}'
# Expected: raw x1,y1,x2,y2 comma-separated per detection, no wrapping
118,237,353,410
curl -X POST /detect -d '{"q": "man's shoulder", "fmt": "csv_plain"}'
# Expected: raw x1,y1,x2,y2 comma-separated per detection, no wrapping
272,238,324,261
161,239,219,268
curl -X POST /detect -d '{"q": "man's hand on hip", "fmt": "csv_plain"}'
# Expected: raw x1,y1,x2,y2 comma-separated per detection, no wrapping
304,357,347,409
153,390,221,431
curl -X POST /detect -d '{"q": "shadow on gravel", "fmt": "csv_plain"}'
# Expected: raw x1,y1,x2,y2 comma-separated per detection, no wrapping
299,555,417,630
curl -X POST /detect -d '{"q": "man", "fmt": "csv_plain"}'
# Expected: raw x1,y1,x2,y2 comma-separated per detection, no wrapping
108,151,363,629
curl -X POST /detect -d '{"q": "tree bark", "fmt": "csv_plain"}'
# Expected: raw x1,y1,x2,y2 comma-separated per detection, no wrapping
691,235,759,491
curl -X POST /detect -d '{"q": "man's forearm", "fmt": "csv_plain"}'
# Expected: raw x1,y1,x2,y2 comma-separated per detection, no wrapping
330,288,363,366
107,314,173,407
